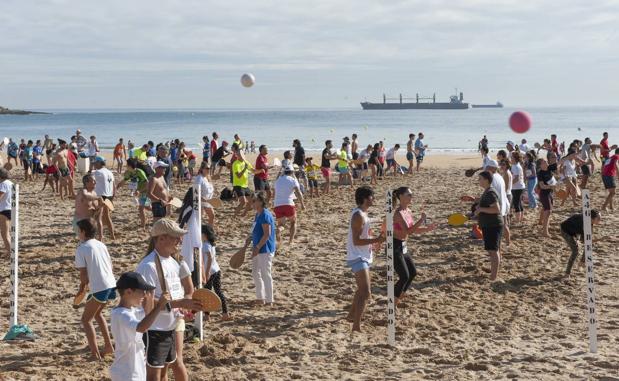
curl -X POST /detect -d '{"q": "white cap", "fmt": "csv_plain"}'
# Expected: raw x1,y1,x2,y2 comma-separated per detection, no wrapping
154,161,169,169
486,159,499,168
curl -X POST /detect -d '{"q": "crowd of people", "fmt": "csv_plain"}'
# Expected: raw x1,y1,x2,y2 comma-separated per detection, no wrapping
0,127,616,380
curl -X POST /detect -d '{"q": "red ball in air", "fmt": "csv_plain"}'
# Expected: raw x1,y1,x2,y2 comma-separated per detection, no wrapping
509,111,531,134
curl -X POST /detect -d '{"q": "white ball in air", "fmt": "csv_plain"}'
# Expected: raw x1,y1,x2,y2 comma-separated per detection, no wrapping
241,73,255,88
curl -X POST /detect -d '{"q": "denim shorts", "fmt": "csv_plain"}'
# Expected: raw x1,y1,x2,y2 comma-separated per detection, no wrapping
87,287,117,303
347,258,370,273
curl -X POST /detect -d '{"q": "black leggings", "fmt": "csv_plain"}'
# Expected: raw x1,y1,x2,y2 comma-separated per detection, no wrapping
394,239,416,298
511,189,524,212
204,271,228,314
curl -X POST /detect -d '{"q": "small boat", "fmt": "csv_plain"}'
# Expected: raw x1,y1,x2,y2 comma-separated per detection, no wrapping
471,102,503,108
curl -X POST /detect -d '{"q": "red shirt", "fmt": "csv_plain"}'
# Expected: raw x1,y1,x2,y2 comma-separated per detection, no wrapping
551,139,559,154
600,138,610,159
602,154,618,177
210,140,218,156
255,154,268,180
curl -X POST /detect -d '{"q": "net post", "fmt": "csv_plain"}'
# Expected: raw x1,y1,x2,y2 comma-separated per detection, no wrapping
385,190,395,347
192,183,204,341
581,189,597,353
9,184,19,327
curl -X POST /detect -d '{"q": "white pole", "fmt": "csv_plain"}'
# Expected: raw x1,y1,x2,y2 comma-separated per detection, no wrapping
192,183,203,341
9,183,19,327
581,189,597,353
385,190,395,347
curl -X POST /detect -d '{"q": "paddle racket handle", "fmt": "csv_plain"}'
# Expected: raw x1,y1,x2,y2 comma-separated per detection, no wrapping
165,302,172,312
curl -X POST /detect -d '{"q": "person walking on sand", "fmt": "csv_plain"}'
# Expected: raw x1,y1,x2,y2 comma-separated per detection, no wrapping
0,168,13,258
273,164,305,245
113,138,127,174
560,210,602,276
148,161,172,222
92,157,116,241
241,192,277,306
414,132,427,172
136,219,203,381
254,145,272,202
601,148,619,211
320,140,337,194
346,186,384,332
391,186,437,305
337,142,353,188
475,172,504,281
53,139,72,200
74,218,116,360
537,158,556,237
406,134,416,174
74,174,103,235
231,147,258,216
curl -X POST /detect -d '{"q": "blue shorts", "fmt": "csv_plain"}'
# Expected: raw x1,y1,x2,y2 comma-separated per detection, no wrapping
139,195,151,207
386,159,396,168
406,152,414,161
338,167,349,174
347,258,370,273
87,287,117,303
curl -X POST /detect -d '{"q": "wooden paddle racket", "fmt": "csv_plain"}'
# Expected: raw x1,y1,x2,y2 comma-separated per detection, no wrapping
72,286,88,309
102,198,114,211
192,288,221,312
464,169,477,177
205,198,223,208
169,197,183,208
229,247,247,269
154,255,172,312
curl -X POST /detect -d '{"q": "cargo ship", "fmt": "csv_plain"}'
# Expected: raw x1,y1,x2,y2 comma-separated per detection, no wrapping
471,102,503,108
360,91,469,110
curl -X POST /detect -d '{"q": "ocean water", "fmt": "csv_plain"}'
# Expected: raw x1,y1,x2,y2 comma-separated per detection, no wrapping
0,107,617,153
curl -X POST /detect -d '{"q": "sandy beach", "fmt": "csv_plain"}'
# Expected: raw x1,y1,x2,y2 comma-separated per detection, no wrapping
0,152,618,380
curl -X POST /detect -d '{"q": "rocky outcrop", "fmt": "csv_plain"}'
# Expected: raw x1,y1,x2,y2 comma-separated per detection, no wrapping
0,106,49,115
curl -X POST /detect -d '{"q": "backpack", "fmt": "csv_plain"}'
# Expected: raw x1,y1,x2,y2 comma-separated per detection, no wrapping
220,187,234,201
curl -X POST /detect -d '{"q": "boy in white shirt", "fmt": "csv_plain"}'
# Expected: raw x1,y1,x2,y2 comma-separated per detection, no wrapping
74,218,116,360
110,272,170,381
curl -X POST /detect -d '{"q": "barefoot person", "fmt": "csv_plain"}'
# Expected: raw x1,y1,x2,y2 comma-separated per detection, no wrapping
74,174,103,236
392,186,437,305
242,192,277,306
109,272,170,381
117,158,150,229
0,168,13,257
74,218,116,360
346,186,385,332
136,219,202,381
113,138,127,174
273,164,305,245
254,145,272,202
320,140,337,194
53,139,72,200
231,147,256,216
414,132,427,172
560,210,602,276
194,161,216,226
201,224,231,320
537,158,556,237
601,148,619,211
92,157,116,241
148,161,172,222
406,134,416,174
486,160,511,245
475,172,504,281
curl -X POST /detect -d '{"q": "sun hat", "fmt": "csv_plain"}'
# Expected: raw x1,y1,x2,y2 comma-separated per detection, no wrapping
150,218,187,238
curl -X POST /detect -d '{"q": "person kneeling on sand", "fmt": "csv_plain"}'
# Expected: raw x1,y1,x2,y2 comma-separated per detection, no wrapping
109,272,170,381
560,210,601,276
74,218,116,360
346,186,385,332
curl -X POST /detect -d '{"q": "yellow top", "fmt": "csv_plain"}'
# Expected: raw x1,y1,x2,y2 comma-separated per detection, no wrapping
306,164,321,179
337,150,348,169
232,159,253,188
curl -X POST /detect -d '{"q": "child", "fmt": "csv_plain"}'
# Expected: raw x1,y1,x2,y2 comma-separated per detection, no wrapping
279,150,293,178
560,210,601,275
202,224,231,320
109,272,170,381
74,218,116,360
305,157,321,198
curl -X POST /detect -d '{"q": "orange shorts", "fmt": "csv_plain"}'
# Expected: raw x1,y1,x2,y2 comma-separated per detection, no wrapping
274,205,296,219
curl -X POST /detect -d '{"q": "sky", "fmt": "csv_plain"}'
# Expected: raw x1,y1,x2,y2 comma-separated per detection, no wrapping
1,0,618,109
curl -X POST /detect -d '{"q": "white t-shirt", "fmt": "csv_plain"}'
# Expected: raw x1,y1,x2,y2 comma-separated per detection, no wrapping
94,167,115,197
564,159,577,178
511,163,526,190
519,144,529,153
482,155,491,170
194,175,214,201
0,180,13,212
146,157,157,170
110,307,146,381
273,175,300,207
87,141,98,156
386,148,396,160
136,251,183,331
75,239,116,293
491,173,510,217
202,242,220,275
